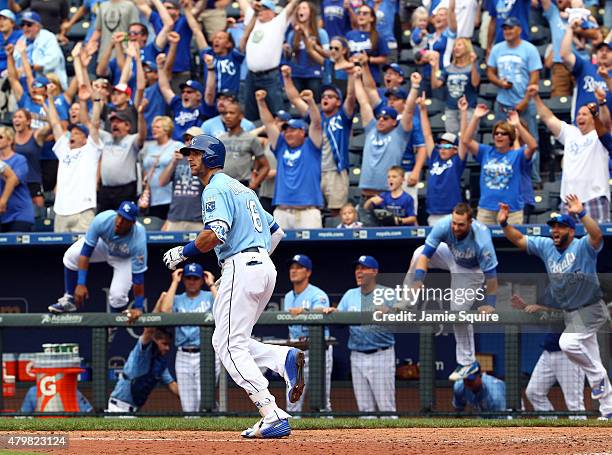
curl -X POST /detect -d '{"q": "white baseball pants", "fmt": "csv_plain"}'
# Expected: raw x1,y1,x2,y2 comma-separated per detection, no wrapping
405,243,484,365
350,347,396,415
525,350,586,418
63,237,131,309
175,350,222,412
211,250,291,396
286,346,333,413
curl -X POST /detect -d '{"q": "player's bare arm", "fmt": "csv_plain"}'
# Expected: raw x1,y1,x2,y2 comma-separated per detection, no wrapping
498,203,527,251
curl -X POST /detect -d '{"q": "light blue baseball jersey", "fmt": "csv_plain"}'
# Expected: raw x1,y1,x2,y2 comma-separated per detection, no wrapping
425,215,498,272
202,172,271,262
84,210,148,274
526,235,603,311
173,291,214,347
283,284,330,339
110,338,173,405
336,285,395,351
452,373,506,412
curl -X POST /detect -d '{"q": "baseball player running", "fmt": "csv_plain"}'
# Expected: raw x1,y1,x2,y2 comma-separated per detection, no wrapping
162,134,304,438
404,202,499,381
50,201,146,324
159,263,220,412
498,195,612,418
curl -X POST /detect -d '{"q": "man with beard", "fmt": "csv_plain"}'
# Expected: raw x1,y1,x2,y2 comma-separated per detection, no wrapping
498,195,612,419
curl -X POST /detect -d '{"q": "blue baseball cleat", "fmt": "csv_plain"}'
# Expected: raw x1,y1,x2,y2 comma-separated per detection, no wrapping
48,294,77,314
285,348,305,403
449,361,480,381
591,378,608,400
241,411,291,438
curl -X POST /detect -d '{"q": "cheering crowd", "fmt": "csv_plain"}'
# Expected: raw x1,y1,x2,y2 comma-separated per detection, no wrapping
0,0,611,233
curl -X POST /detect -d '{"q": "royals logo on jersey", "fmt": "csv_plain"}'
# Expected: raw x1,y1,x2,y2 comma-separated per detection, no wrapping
205,197,216,213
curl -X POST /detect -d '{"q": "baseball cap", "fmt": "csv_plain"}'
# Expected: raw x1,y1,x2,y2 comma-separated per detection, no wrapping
180,80,204,94
289,254,312,270
260,0,276,10
21,11,41,25
184,126,203,138
502,16,521,28
546,214,576,230
382,63,406,79
376,106,398,120
68,123,90,137
274,110,292,122
282,118,308,131
321,84,343,101
0,9,16,22
183,263,203,278
117,201,138,222
109,110,132,124
384,86,408,100
31,75,49,89
595,41,612,51
217,88,238,101
143,60,157,71
113,83,132,97
438,132,458,146
355,255,379,269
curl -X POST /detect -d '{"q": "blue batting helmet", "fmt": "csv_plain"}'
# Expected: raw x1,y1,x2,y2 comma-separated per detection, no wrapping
179,134,226,169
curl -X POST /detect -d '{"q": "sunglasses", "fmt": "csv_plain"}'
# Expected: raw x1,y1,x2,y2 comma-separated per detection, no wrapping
377,115,394,121
494,131,509,136
322,93,339,99
330,46,342,51
439,143,455,149
128,30,144,36
357,10,371,15
21,22,35,28
165,4,179,9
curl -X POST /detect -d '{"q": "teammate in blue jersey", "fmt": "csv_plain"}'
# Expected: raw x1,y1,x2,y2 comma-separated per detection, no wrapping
452,362,507,414
159,262,218,413
162,134,305,438
107,297,178,413
404,202,499,382
50,201,147,325
283,254,333,414
498,194,612,418
330,255,397,416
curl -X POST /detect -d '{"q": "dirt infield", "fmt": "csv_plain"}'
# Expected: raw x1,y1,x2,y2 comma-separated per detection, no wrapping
13,428,611,455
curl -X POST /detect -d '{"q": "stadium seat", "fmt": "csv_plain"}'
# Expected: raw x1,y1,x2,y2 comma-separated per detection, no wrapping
429,113,445,134
349,150,362,167
479,112,498,130
529,25,551,46
349,167,361,185
348,186,361,206
547,96,572,117
226,2,241,19
399,49,414,64
324,216,341,228
67,21,89,40
538,79,552,99
138,216,165,231
424,97,444,116
349,133,365,153
478,83,498,101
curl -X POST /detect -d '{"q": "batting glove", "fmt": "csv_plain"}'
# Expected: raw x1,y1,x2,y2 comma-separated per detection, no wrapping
163,246,186,270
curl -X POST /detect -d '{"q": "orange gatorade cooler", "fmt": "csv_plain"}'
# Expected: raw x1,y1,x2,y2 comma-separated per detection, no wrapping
32,346,82,413
17,354,38,382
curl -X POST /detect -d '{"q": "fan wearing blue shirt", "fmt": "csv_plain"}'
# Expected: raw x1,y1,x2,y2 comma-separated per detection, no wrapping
364,165,416,226
158,74,217,141
107,325,178,413
322,0,351,38
461,103,537,225
346,5,388,83
139,59,167,140
50,202,148,326
328,255,397,416
561,31,612,121
405,203,499,382
498,195,612,418
0,9,21,74
159,263,218,413
452,362,506,415
201,89,255,138
257,88,325,229
356,70,418,197
281,67,356,214
0,145,34,232
486,0,530,46
419,98,467,226
283,254,333,414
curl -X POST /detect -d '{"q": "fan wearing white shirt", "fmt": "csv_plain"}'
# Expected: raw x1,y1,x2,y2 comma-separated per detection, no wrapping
527,84,611,222
44,89,103,233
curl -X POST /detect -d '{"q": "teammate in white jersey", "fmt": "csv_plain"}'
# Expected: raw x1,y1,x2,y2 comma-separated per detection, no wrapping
162,134,304,438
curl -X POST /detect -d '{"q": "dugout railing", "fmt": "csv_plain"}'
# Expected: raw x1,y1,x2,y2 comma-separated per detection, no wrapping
0,311,608,418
